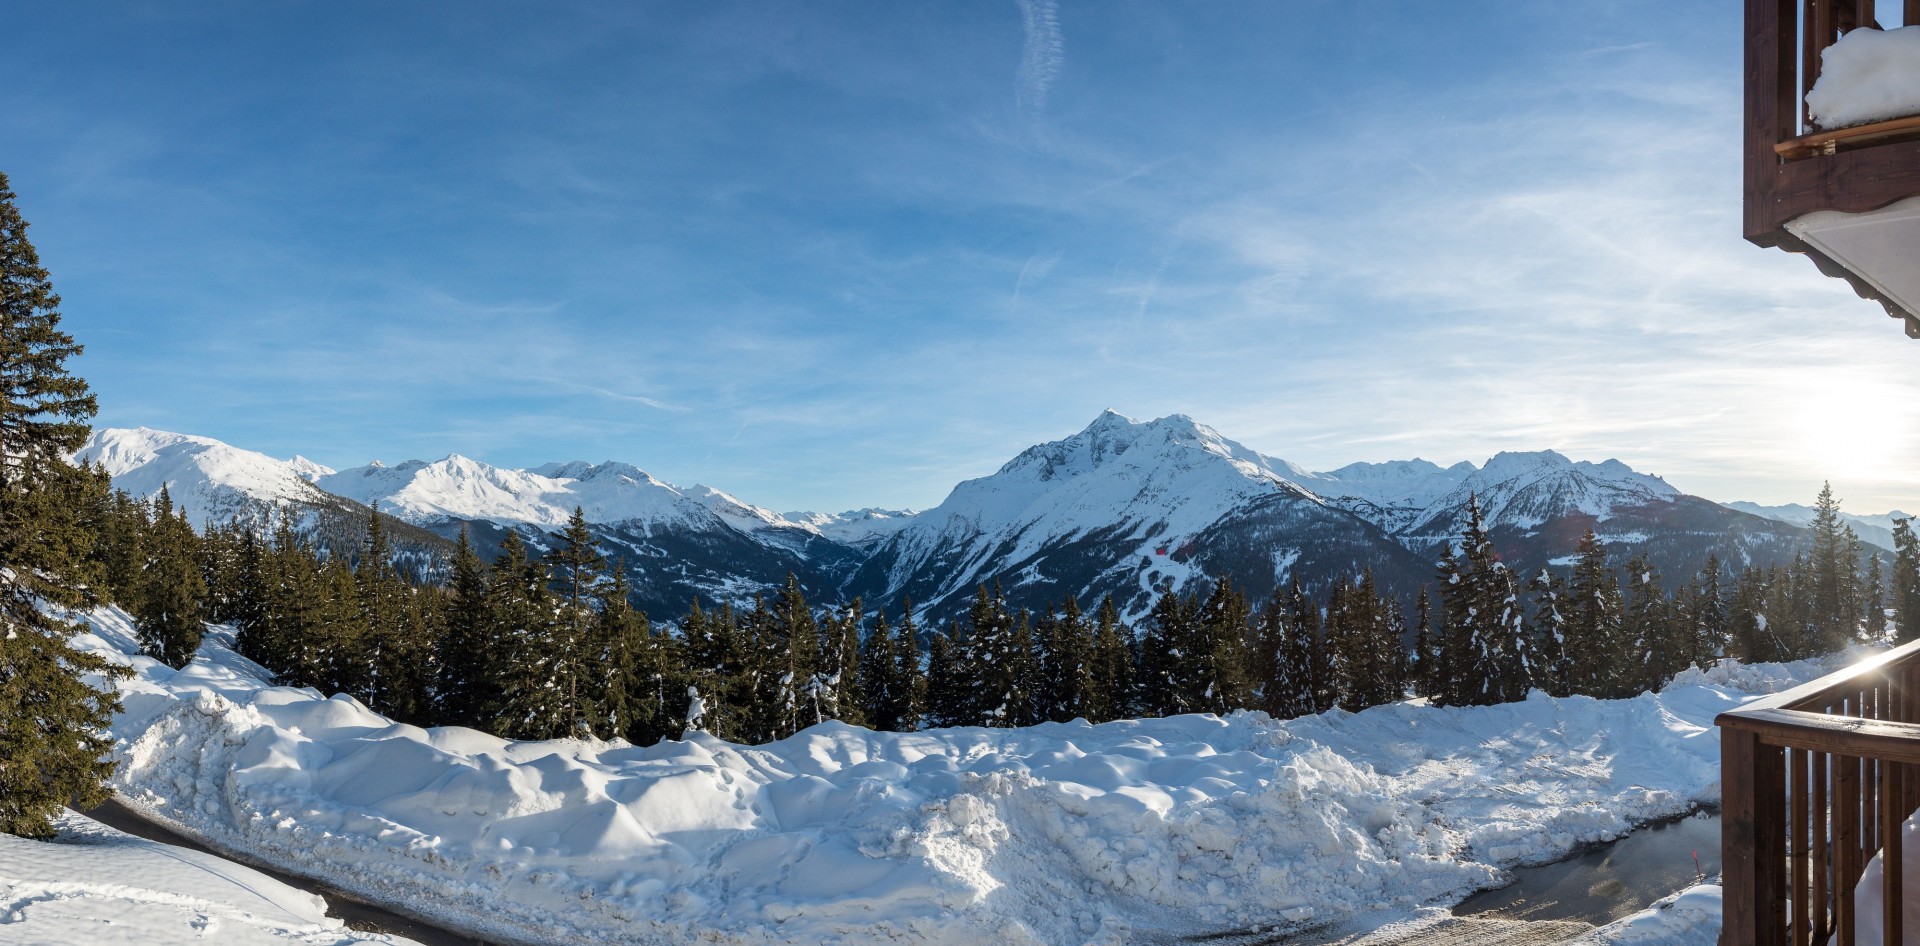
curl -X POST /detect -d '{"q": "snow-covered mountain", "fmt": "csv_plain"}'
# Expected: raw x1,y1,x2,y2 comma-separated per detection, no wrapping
76,427,342,528
1722,501,1910,552
844,411,1420,620
81,416,1831,625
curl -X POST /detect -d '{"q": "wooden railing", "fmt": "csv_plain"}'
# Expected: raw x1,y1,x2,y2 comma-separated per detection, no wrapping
1718,639,1920,946
1745,0,1920,242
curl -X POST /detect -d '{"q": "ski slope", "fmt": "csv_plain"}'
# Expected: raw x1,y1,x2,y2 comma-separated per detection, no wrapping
66,608,1848,945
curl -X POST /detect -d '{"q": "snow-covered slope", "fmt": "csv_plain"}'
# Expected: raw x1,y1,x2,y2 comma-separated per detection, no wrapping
75,607,1844,946
1722,501,1909,552
0,810,417,946
75,428,344,528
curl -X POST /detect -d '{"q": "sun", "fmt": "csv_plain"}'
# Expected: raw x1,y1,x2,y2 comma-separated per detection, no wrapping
1792,382,1908,482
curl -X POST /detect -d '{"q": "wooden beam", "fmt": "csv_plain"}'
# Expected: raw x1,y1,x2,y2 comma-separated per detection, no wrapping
1721,640,1920,716
1723,730,1789,946
1727,708,1920,763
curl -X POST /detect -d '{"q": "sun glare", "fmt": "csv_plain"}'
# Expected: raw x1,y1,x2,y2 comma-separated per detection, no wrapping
1793,383,1909,481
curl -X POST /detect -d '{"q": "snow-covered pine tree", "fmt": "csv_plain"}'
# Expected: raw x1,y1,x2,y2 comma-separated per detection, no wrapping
818,598,864,727
1436,495,1529,705
1561,531,1623,697
680,599,750,742
1687,555,1728,667
1526,568,1570,697
1620,553,1672,694
0,173,129,836
1893,518,1920,645
1295,581,1337,714
1195,577,1253,714
135,487,207,669
768,576,822,738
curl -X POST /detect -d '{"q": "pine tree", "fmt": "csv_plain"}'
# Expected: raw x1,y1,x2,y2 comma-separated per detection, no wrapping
0,170,132,837
1862,553,1885,641
1563,531,1624,697
434,527,493,726
1034,597,1094,722
1526,569,1570,697
770,576,823,738
135,488,207,668
1807,482,1862,652
1687,555,1728,667
1194,577,1254,713
819,599,865,727
1137,586,1199,716
1411,588,1438,700
858,610,904,730
1435,496,1529,705
1086,595,1134,723
1620,553,1671,694
355,504,412,716
1892,518,1920,645
891,600,927,730
485,532,559,739
923,622,969,728
546,507,606,737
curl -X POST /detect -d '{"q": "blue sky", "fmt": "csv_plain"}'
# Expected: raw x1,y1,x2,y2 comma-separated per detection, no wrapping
8,1,1918,514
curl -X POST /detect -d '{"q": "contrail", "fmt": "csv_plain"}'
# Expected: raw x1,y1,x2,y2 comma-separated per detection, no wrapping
1015,0,1062,117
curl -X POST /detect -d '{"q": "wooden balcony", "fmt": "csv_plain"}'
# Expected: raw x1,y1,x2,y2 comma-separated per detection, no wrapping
1746,0,1920,336
1717,639,1920,946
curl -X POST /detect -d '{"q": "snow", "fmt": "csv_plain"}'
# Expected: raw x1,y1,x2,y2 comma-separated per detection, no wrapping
1722,501,1908,552
1584,883,1723,945
0,810,417,945
58,605,1852,946
73,428,343,528
1806,26,1920,129
317,455,727,530
1851,806,1920,946
782,507,922,547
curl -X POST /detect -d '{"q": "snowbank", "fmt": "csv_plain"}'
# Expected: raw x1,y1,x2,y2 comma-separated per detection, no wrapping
1583,883,1722,945
1852,807,1920,946
0,810,418,945
71,608,1841,945
1806,26,1920,129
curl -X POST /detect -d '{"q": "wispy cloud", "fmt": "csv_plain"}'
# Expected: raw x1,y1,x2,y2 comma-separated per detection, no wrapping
1014,0,1063,119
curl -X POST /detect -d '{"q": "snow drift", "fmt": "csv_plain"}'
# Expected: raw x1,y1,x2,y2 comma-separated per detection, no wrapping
1806,26,1920,129
73,608,1839,945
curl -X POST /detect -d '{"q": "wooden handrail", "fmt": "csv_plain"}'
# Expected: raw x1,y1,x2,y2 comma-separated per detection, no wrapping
1726,707,1920,762
1719,639,1920,946
1776,114,1920,160
1720,639,1920,716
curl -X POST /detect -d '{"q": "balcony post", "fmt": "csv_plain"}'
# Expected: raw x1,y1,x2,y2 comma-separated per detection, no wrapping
1724,725,1789,946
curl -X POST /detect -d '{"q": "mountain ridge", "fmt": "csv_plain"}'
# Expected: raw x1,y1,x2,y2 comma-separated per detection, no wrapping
78,414,1837,625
